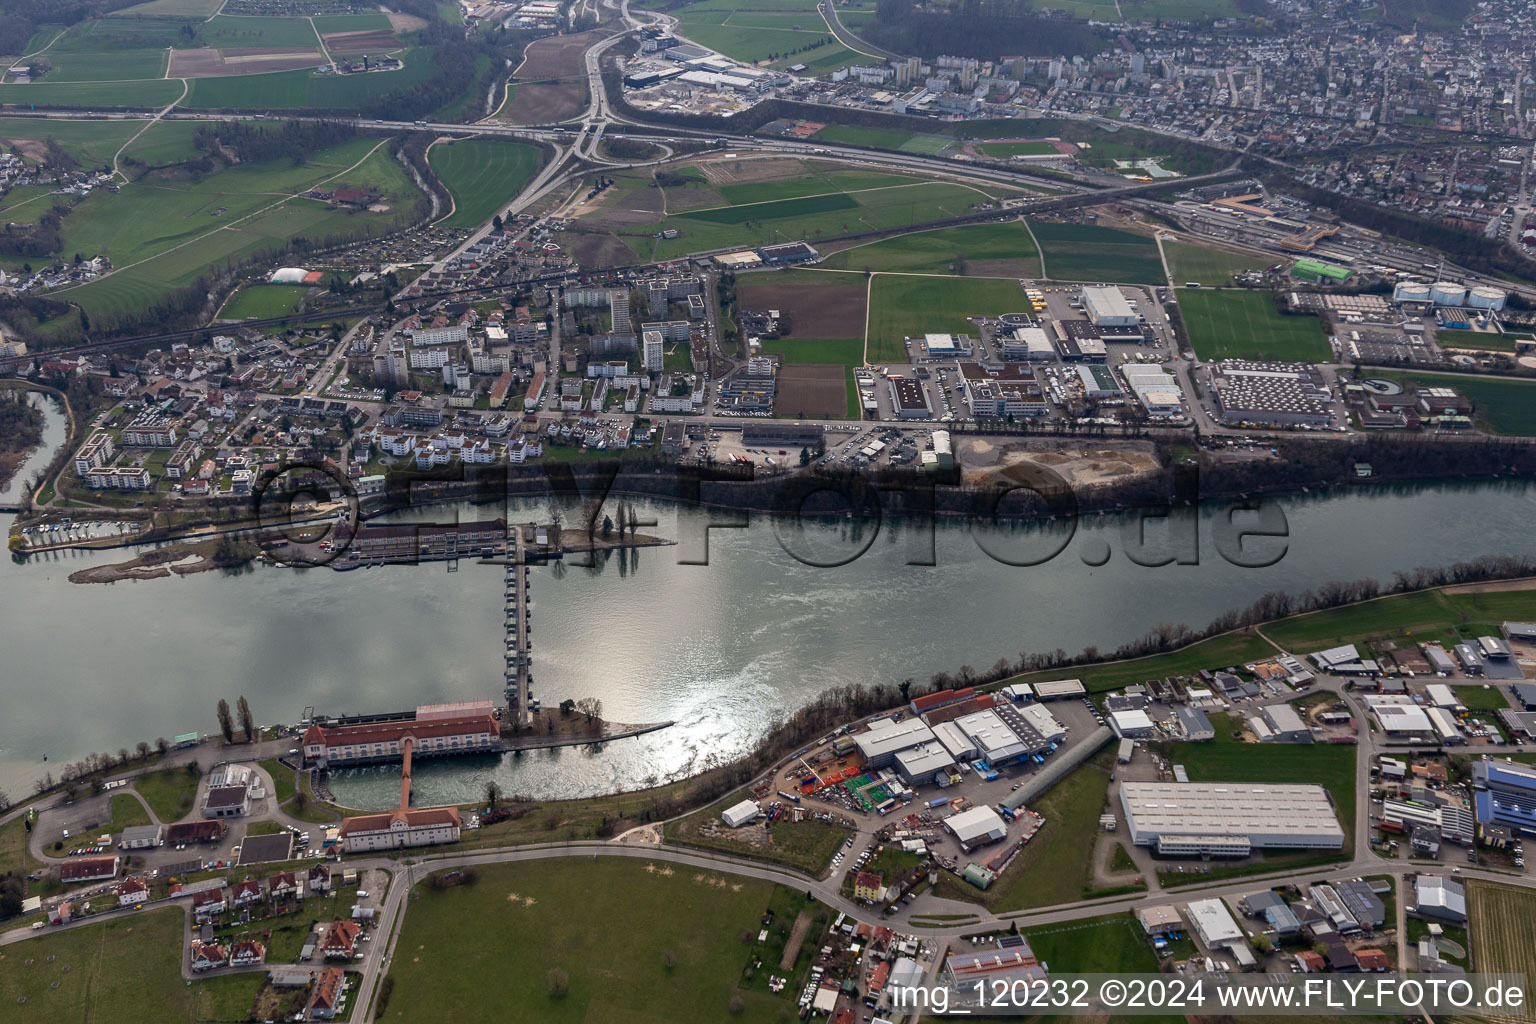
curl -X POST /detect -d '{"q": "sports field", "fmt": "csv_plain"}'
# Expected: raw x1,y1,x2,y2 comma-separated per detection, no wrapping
380,858,805,1023
1469,880,1536,992
977,140,1063,158
218,283,312,319
428,138,543,229
1162,240,1271,283
819,222,1040,276
1029,221,1165,284
1023,913,1159,974
812,124,915,151
867,274,1025,363
1177,288,1330,362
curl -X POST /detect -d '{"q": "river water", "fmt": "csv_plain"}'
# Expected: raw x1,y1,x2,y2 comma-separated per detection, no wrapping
3,396,1535,807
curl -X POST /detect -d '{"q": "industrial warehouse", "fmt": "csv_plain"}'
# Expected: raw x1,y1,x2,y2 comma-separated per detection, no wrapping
1119,781,1345,856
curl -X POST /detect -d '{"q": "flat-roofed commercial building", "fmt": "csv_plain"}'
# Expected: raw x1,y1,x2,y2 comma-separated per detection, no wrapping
944,805,1007,848
854,718,936,769
1032,679,1086,700
888,376,932,419
1082,286,1138,327
1120,781,1344,855
955,709,1029,764
895,742,958,785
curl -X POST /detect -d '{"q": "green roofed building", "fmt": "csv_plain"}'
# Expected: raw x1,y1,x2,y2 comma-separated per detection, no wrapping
1291,259,1352,282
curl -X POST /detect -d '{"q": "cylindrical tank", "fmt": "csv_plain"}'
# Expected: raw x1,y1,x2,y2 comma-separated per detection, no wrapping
1467,285,1507,311
1393,281,1431,303
1430,281,1466,306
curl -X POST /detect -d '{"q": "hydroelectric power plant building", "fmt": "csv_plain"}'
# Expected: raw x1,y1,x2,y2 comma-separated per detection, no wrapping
1119,781,1344,857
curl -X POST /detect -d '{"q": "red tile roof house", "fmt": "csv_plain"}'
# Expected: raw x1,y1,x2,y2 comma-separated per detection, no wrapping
115,876,150,907
190,942,227,971
320,919,363,960
309,967,346,1019
229,878,263,907
192,888,227,918
266,871,299,901
1354,948,1390,972
59,856,120,884
229,940,266,967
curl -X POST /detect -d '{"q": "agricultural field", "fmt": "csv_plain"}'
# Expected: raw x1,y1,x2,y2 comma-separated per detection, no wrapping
819,222,1041,277
1030,221,1166,284
1162,240,1272,284
380,858,805,1023
183,47,435,109
28,48,169,83
1177,288,1331,362
0,79,184,109
736,270,868,340
61,139,420,318
1469,880,1536,982
218,283,312,319
427,138,543,229
110,0,224,14
1119,0,1245,17
0,117,146,168
1392,371,1536,436
659,0,862,73
497,29,608,124
867,275,1026,363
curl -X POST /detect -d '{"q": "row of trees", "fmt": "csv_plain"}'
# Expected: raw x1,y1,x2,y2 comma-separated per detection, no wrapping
192,120,359,169
215,696,257,744
26,737,175,803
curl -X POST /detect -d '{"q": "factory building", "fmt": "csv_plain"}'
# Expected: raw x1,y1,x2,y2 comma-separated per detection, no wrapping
1472,757,1536,836
1119,781,1344,856
888,376,932,420
1260,704,1312,743
1207,361,1335,428
894,742,959,786
1081,286,1139,328
1033,679,1086,700
854,718,936,769
932,721,978,762
944,806,1008,849
955,709,1030,764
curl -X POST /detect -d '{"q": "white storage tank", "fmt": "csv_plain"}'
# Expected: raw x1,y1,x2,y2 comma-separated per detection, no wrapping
1430,281,1467,306
1467,285,1508,311
1392,281,1431,304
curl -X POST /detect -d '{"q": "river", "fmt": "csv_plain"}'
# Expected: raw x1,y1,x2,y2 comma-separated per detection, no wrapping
3,398,1536,806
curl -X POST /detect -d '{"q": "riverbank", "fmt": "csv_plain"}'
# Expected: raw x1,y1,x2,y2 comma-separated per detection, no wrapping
66,538,249,585
0,388,45,495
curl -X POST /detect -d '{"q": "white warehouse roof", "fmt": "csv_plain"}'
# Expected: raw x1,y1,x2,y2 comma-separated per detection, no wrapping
945,805,1007,845
1120,781,1344,849
1186,898,1244,946
1364,696,1433,734
955,709,1028,762
722,799,759,828
855,718,936,761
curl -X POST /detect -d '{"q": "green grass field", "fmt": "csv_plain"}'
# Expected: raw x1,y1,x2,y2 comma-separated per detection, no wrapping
219,283,312,319
381,858,805,1023
715,167,930,205
1162,711,1355,849
428,138,542,229
0,79,184,109
133,766,202,822
1177,288,1331,362
183,46,436,110
1024,913,1159,973
33,48,169,83
642,178,1000,262
866,275,1025,362
758,337,863,365
1030,221,1165,284
110,0,223,13
1390,372,1536,436
0,117,145,167
62,139,418,318
1260,584,1536,652
0,909,197,1023
977,140,1062,158
109,793,152,830
1162,240,1271,284
812,124,913,150
117,120,204,169
666,0,862,73
819,222,1040,276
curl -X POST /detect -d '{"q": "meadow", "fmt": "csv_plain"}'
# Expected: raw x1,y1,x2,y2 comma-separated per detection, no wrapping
1176,288,1331,362
0,79,184,109
183,48,434,110
0,117,145,167
812,123,917,151
61,139,419,318
427,138,543,229
1029,221,1165,283
662,0,863,73
866,274,1025,362
1162,240,1271,283
380,858,803,1023
819,221,1040,276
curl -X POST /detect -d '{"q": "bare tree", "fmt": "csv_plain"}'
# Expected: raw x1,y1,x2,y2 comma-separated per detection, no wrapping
574,697,603,724
662,948,677,970
216,699,234,743
580,499,602,543
135,741,151,761
486,781,502,810
547,967,569,997
154,737,169,757
236,696,255,743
